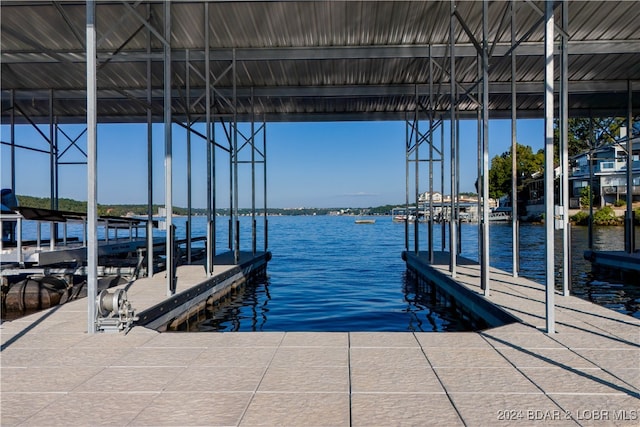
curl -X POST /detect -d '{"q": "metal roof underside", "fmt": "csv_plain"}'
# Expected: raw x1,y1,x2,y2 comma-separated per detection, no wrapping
1,1,639,124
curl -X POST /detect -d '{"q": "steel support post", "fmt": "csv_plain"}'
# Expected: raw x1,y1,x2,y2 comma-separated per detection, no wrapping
54,118,59,211
414,87,420,255
229,117,233,251
481,0,490,295
233,49,240,264
164,0,174,296
184,49,192,264
588,116,595,249
146,2,154,277
205,2,213,276
10,89,15,192
511,0,520,278
626,81,635,254
544,0,556,334
186,49,192,264
428,50,434,263
263,118,268,252
212,108,218,260
456,116,461,255
477,58,482,259
561,0,570,295
86,0,98,334
251,89,257,256
49,89,55,210
449,0,457,276
441,116,446,251
405,117,410,251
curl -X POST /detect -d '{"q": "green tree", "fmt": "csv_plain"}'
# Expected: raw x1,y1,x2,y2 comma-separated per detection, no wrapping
489,117,626,200
489,143,544,199
554,117,626,157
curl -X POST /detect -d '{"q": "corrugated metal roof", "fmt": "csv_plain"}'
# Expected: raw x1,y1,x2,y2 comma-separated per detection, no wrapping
1,1,639,123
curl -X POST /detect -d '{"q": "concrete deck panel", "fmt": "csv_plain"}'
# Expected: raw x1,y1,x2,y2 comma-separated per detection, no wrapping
2,252,639,426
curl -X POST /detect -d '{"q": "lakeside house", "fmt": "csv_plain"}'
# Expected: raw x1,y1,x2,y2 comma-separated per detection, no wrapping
569,137,640,208
514,135,639,217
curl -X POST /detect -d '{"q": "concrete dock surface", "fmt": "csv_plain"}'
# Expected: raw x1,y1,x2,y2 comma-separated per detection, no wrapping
1,258,639,426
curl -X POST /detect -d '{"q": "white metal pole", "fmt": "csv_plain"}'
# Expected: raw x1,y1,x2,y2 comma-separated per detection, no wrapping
205,2,213,276
449,0,457,276
415,85,420,255
511,0,520,278
561,0,570,295
251,88,256,256
86,0,98,334
10,89,16,192
428,48,434,263
263,118,268,252
405,116,410,251
164,0,173,296
233,49,239,264
544,0,556,334
186,49,192,264
146,2,154,278
481,0,490,295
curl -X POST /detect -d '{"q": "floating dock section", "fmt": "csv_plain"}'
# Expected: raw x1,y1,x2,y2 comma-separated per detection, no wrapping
135,251,270,331
403,251,518,329
584,249,640,277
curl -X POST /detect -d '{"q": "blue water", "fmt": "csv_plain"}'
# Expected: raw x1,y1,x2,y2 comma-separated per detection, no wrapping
11,215,640,331
194,215,473,332
181,215,639,332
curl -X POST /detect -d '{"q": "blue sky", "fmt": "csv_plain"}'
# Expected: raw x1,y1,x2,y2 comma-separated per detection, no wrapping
1,118,544,209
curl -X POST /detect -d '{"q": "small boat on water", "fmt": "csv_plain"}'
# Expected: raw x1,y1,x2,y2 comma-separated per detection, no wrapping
392,214,416,222
355,218,376,224
489,207,512,222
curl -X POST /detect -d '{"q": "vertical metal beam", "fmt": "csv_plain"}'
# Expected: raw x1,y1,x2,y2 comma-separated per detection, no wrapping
86,0,98,334
405,116,410,251
53,117,59,245
10,89,16,192
54,118,59,210
477,57,482,259
456,113,461,255
544,0,556,334
441,115,446,252
229,118,233,251
428,50,434,264
449,0,457,276
164,0,174,296
186,49,192,264
263,117,268,252
414,86,420,255
560,0,570,295
233,49,240,264
626,81,635,254
49,90,55,210
251,88,257,256
588,115,594,249
146,2,154,278
511,0,520,278
481,0,490,295
205,2,213,276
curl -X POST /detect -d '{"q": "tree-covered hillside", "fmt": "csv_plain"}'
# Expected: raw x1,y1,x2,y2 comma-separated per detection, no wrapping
14,195,399,217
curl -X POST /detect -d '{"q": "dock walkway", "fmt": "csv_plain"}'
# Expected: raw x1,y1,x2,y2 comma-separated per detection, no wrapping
1,252,638,426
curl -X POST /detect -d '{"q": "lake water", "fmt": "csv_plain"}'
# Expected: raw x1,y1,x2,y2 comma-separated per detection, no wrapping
177,215,639,332
7,215,639,331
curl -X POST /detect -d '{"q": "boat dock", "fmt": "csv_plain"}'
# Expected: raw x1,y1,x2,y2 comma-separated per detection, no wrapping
2,252,638,426
584,250,640,276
